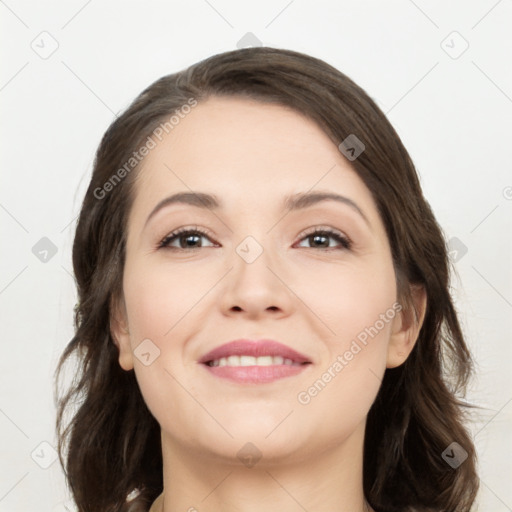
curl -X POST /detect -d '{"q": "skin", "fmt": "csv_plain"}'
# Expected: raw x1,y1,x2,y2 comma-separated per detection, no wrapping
111,97,426,512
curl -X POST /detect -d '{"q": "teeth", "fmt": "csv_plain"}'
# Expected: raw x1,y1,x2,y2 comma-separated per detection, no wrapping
209,355,299,367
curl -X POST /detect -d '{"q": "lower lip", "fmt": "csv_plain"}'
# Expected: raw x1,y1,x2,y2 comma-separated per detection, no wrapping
201,363,310,383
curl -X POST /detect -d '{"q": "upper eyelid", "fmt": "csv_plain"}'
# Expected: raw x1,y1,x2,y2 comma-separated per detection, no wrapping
160,224,348,239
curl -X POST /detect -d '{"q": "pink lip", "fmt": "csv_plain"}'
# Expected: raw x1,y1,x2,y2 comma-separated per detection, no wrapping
198,339,312,384
198,339,311,364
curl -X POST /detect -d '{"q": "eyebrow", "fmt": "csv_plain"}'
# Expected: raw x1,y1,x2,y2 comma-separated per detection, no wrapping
144,190,371,228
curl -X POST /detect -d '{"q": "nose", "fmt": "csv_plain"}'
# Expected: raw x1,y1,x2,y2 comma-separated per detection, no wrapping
219,237,294,320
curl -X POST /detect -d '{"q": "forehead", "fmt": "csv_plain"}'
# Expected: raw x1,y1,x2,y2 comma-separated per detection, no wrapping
141,96,341,175
128,96,377,226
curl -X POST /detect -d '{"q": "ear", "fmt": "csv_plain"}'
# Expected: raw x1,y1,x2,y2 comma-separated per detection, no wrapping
387,285,427,368
110,294,134,371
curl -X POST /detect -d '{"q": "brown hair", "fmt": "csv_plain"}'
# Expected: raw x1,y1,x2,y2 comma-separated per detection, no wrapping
54,46,479,512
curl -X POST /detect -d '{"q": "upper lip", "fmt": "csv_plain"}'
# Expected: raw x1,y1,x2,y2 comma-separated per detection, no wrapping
198,339,312,364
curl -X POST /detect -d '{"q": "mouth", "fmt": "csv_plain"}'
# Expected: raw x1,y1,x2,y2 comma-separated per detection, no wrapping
201,360,312,384
205,355,307,367
198,339,312,384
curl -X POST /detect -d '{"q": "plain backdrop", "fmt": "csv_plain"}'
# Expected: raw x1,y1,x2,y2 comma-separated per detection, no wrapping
1,1,511,510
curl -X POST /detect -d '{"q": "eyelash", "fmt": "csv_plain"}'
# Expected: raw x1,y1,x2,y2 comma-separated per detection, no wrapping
157,225,352,252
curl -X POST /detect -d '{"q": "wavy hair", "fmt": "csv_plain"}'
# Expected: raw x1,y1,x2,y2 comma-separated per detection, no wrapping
54,46,479,512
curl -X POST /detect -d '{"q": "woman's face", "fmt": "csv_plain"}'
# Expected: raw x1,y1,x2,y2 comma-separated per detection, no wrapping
112,96,410,464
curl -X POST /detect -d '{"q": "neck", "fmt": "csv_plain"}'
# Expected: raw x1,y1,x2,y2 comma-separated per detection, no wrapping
158,420,373,512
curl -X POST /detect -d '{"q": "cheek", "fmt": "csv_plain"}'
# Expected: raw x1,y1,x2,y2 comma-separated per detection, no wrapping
292,258,397,435
121,259,211,422
296,255,397,342
122,257,209,343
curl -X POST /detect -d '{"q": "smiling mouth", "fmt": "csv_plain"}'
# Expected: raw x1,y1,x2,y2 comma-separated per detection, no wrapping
201,356,312,384
205,355,310,367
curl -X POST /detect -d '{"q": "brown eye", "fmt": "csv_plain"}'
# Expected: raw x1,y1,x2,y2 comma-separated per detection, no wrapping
296,228,352,250
158,227,215,250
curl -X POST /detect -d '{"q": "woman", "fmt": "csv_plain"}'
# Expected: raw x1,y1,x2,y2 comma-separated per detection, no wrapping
54,47,479,512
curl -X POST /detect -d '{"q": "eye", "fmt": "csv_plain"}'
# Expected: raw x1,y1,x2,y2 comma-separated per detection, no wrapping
295,227,352,250
157,226,216,251
157,226,352,251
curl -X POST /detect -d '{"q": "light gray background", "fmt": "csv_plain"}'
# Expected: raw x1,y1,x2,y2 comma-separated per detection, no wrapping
1,1,511,510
